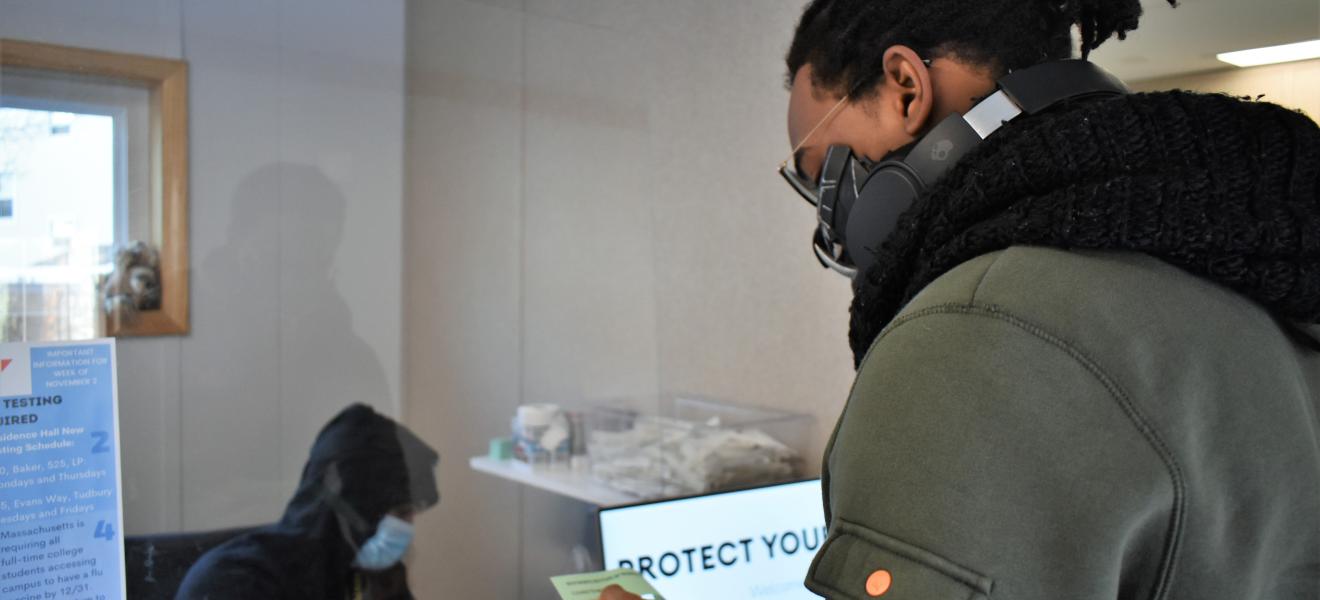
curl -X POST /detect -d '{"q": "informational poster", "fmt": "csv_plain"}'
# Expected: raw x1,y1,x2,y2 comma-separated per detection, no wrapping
599,480,825,600
0,340,125,600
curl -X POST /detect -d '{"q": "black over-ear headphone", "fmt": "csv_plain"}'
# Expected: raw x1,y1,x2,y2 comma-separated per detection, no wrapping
810,59,1129,278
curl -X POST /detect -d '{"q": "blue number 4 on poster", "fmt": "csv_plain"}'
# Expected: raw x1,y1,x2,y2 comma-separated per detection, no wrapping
0,340,126,600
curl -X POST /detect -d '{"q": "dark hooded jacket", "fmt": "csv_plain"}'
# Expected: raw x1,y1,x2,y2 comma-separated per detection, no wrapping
176,404,439,600
806,91,1320,599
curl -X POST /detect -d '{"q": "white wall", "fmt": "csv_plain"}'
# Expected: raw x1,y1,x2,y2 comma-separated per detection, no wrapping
1,0,406,534
405,1,857,598
1130,59,1320,121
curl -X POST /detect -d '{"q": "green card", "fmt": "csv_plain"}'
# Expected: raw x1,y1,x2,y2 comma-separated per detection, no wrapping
550,568,665,600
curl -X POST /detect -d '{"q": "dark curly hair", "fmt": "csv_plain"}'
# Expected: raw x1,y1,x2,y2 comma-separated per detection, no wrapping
786,0,1175,97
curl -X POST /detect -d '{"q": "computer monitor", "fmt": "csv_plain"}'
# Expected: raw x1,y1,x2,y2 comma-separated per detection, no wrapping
598,479,825,599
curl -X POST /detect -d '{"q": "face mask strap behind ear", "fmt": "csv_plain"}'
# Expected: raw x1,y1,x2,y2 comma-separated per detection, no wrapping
319,463,417,572
319,462,374,534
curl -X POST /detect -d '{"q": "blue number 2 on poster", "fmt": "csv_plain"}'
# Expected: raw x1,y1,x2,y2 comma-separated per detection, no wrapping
0,340,125,600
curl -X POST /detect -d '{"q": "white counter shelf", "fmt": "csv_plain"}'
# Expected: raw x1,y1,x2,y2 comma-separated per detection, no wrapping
468,456,638,507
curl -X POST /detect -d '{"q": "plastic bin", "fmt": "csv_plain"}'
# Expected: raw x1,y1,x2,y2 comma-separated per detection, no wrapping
585,394,812,500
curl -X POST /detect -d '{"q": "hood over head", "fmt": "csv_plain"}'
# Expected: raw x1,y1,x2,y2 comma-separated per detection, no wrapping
282,403,439,538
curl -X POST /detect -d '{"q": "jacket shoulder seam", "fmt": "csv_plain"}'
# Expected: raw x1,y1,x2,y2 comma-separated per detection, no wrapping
868,303,1186,600
969,250,1007,305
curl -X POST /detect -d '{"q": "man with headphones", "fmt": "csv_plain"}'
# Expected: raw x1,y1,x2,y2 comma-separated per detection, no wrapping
604,0,1320,598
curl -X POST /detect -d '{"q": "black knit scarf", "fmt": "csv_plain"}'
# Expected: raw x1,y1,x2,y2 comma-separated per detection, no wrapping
849,90,1320,366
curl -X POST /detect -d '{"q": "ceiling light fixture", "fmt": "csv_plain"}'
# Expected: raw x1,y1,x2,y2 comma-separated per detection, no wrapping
1217,39,1320,68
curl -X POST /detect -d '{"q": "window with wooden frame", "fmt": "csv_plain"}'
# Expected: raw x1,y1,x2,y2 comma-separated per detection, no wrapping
0,39,189,339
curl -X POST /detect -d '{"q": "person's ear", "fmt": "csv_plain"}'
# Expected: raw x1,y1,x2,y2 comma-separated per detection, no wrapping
880,45,934,136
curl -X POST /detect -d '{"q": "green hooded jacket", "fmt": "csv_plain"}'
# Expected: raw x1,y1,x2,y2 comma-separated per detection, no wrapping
805,246,1320,599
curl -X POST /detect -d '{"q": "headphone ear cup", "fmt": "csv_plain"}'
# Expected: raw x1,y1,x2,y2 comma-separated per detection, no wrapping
844,164,922,274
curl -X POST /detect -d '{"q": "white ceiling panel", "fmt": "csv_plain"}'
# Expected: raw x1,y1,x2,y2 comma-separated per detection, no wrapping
1089,0,1320,81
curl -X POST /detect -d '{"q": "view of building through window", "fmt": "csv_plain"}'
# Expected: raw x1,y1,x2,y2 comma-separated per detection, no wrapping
0,106,116,341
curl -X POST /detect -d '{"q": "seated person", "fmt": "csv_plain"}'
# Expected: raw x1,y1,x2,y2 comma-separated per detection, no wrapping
176,404,439,600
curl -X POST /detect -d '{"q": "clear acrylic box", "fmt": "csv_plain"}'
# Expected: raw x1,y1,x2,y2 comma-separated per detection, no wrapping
584,394,812,500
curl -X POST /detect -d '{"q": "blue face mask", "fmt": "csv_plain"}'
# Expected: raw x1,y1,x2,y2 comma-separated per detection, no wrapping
352,514,415,571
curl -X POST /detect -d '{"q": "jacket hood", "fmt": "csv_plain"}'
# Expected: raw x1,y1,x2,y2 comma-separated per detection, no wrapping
281,403,440,535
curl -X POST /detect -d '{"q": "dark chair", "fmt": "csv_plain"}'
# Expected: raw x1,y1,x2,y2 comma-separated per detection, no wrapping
124,526,263,600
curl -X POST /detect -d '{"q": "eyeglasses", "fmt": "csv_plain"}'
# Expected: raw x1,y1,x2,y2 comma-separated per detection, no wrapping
778,94,850,208
778,59,932,206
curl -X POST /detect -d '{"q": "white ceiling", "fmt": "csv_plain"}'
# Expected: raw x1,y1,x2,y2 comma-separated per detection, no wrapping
1089,0,1320,82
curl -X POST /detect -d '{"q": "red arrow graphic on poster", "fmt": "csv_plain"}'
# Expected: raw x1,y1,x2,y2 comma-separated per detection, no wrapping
0,358,11,373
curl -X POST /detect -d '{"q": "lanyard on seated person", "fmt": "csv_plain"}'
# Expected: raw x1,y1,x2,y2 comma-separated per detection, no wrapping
348,573,364,600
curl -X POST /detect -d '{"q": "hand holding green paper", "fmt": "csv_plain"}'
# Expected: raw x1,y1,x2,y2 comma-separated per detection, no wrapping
550,568,663,600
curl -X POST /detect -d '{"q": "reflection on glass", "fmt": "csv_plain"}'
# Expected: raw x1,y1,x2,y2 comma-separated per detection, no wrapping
0,107,116,342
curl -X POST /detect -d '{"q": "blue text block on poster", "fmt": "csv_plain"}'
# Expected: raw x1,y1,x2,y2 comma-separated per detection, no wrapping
0,340,125,600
